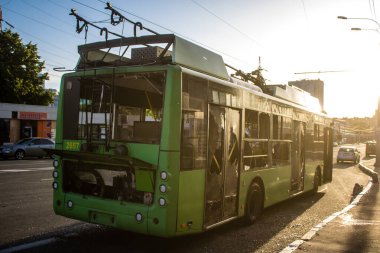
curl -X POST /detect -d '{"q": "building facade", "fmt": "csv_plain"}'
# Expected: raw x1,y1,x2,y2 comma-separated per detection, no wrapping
0,103,57,145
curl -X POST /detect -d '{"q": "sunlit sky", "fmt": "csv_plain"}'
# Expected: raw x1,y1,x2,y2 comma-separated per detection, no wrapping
2,0,380,118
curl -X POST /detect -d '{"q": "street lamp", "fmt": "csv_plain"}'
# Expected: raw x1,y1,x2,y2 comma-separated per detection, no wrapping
351,27,380,34
351,27,375,31
337,16,380,29
338,15,380,166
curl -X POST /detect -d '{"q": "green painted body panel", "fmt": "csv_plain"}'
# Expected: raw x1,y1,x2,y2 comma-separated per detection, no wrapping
53,60,330,237
60,193,149,234
146,67,182,236
160,67,182,151
126,143,159,165
238,159,323,216
304,160,324,191
54,65,184,237
147,151,180,237
177,169,205,234
135,170,155,192
238,166,291,215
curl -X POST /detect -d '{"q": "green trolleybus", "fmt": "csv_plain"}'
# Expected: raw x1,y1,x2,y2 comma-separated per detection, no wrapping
51,34,333,237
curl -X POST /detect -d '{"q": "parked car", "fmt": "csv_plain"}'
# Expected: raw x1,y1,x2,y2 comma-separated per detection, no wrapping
365,141,376,157
337,146,360,164
0,137,55,160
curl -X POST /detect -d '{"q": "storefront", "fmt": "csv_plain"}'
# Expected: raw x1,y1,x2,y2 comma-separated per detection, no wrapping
0,103,57,145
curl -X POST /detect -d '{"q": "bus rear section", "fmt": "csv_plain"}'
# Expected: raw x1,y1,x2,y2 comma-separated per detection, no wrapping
52,66,185,237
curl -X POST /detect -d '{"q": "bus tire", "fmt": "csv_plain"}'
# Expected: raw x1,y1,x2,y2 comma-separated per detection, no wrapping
313,170,320,193
245,182,264,224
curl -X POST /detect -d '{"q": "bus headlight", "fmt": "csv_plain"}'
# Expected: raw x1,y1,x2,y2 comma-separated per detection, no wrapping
160,171,168,180
53,159,59,168
159,184,167,193
135,212,143,222
67,200,73,208
159,198,166,206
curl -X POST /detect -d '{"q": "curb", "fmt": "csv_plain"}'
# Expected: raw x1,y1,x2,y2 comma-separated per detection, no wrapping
280,162,375,253
358,162,379,183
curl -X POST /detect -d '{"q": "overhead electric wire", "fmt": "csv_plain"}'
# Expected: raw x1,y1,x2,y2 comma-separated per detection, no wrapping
12,26,76,57
44,0,106,39
39,48,74,62
300,0,309,24
94,0,173,34
21,0,73,28
190,0,263,48
89,0,255,67
45,63,63,68
3,6,82,40
371,0,377,20
72,0,109,16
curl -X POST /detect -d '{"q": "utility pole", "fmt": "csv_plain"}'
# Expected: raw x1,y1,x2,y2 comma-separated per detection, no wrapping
0,5,14,31
375,97,380,167
338,15,380,165
0,4,3,31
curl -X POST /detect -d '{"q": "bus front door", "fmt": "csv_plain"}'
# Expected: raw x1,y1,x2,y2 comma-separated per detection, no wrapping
205,105,240,227
291,121,305,192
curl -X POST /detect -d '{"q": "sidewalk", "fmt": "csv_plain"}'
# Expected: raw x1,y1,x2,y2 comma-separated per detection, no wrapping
282,158,380,253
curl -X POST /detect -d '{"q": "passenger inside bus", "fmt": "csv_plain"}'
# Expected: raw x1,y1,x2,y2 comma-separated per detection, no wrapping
209,114,224,174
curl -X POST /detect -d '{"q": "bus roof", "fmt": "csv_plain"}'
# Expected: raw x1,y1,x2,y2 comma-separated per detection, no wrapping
76,34,229,80
75,33,324,115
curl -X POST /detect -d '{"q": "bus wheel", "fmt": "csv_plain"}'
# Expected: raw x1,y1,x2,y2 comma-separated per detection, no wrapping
313,170,320,193
245,182,264,224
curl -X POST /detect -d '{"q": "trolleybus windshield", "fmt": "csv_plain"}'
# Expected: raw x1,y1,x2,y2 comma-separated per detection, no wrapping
62,71,165,145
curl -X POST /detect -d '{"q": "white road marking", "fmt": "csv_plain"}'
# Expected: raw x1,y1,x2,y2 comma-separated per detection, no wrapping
0,169,31,173
0,237,58,253
41,178,54,181
0,167,53,173
0,162,52,167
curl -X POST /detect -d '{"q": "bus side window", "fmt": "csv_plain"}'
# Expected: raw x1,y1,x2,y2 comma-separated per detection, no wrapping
244,110,269,170
313,124,324,160
272,115,291,166
180,74,207,170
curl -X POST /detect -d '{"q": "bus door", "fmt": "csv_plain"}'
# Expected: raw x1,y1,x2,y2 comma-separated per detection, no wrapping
323,127,333,183
291,121,305,192
205,105,240,227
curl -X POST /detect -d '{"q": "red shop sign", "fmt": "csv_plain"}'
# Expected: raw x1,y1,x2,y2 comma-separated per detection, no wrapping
19,111,47,120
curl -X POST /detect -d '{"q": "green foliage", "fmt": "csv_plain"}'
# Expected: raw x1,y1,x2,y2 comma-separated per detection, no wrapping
0,29,54,105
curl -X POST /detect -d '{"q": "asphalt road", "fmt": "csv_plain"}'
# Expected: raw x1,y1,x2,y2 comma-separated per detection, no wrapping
0,158,79,247
0,144,372,252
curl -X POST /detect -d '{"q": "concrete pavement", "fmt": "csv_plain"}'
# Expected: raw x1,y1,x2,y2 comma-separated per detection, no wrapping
281,158,380,253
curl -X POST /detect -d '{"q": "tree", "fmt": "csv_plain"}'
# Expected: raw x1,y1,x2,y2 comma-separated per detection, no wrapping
0,29,54,105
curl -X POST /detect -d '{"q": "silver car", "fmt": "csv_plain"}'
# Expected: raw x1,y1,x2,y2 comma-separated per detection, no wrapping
337,146,360,164
0,138,55,160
